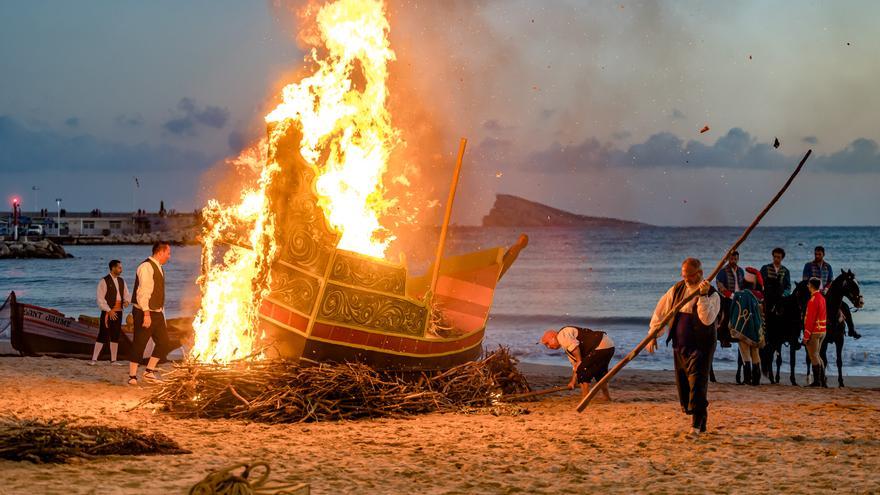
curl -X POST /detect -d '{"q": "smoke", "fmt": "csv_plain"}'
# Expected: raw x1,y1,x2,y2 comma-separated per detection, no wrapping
255,0,704,260
378,1,704,232
162,97,231,137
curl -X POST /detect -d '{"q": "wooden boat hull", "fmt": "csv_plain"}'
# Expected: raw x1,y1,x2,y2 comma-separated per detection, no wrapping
258,245,505,371
1,292,191,360
232,121,521,371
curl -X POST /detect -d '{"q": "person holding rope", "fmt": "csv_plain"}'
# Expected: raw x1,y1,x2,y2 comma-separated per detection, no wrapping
540,326,614,401
647,257,720,435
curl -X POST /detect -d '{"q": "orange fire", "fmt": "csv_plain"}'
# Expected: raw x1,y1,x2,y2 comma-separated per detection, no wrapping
267,0,399,258
191,0,399,363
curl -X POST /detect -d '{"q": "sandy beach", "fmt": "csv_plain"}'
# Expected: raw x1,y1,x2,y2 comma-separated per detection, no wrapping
0,356,877,494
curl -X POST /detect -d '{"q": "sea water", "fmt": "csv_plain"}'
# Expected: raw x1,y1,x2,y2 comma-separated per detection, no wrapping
1,226,877,375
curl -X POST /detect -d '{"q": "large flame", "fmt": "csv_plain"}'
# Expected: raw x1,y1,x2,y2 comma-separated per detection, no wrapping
267,0,398,258
191,146,278,363
191,0,399,363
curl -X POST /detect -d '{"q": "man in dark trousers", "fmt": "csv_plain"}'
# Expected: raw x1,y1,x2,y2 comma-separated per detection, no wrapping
540,326,615,401
90,259,131,365
128,241,172,386
647,257,721,436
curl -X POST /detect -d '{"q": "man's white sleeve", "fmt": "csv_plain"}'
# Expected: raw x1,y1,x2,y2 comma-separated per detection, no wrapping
648,286,675,339
557,327,580,353
697,292,721,326
123,280,132,306
136,262,154,311
96,279,111,312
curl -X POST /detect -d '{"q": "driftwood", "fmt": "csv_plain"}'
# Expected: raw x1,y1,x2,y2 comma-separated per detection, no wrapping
577,149,813,412
148,347,531,423
0,417,190,463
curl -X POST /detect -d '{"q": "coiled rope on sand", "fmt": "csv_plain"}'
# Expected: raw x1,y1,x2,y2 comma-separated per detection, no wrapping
188,461,308,495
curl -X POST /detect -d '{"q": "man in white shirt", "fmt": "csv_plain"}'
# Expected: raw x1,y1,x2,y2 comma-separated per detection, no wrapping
540,326,615,401
647,257,721,435
127,242,172,386
90,259,131,365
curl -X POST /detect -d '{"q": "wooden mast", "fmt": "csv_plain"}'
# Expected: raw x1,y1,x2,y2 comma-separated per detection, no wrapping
429,138,468,298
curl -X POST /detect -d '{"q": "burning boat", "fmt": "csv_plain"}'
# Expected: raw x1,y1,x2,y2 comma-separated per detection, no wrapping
189,0,525,370
253,125,524,370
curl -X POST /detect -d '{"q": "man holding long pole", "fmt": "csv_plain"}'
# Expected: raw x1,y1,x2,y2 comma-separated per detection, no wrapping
646,258,720,435
577,149,812,414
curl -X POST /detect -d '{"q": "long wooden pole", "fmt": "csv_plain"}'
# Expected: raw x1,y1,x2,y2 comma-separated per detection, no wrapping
503,386,569,402
577,149,812,412
429,138,468,296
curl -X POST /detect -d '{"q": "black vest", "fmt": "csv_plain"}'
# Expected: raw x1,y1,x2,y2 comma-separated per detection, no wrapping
102,274,126,310
666,281,718,350
133,258,165,311
565,327,606,360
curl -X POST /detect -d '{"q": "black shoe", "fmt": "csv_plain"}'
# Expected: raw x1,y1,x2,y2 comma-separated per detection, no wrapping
742,363,752,385
808,365,822,387
692,413,707,433
751,365,761,386
820,366,828,388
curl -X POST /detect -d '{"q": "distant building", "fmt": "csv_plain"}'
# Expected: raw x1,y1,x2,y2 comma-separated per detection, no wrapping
0,211,197,237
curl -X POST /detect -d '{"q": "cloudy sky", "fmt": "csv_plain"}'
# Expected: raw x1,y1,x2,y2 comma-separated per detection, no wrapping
2,0,878,225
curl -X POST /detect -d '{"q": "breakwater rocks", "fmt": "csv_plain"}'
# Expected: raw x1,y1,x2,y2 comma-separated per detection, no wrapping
0,240,72,259
69,229,199,246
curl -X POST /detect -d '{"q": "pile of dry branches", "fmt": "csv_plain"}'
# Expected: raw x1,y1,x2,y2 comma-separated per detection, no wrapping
148,347,530,423
0,417,190,463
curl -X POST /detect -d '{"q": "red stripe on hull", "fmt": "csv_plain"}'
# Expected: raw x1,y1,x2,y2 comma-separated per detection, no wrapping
433,295,490,319
260,300,309,333
311,322,483,356
301,338,483,371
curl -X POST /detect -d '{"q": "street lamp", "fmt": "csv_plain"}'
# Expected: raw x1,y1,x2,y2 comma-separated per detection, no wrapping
12,197,20,241
56,198,62,237
32,186,39,215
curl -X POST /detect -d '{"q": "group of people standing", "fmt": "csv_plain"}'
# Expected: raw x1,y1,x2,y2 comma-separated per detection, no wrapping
88,241,173,386
539,245,838,437
715,245,833,387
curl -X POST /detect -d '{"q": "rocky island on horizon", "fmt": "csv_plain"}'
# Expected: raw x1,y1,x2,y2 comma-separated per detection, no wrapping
482,194,648,228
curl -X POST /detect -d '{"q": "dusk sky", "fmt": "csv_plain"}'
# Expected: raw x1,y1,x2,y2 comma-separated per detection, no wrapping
2,1,879,225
